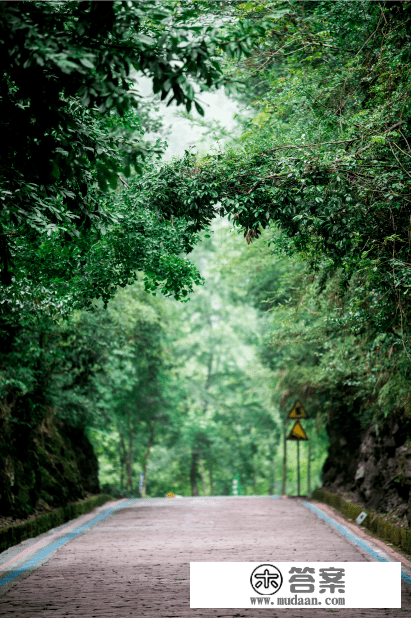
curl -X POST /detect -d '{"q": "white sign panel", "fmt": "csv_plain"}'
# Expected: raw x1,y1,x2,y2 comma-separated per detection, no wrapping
190,562,401,608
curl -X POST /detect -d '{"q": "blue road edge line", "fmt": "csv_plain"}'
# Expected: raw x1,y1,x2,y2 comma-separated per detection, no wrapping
303,500,411,585
0,498,135,589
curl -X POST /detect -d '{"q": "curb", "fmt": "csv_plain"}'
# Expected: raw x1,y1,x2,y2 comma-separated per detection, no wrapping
0,498,134,592
0,494,115,554
304,500,411,585
313,488,411,555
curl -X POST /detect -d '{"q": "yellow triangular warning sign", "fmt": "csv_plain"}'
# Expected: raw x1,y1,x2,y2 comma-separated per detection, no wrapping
287,420,308,441
287,400,308,419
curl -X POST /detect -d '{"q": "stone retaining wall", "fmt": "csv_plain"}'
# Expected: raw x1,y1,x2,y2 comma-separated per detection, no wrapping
313,487,411,554
0,493,114,554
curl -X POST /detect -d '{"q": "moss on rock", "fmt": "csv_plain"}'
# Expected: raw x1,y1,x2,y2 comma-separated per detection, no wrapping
0,405,100,518
0,494,114,554
313,488,411,555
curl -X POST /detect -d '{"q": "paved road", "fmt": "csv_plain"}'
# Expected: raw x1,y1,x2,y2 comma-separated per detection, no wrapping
0,496,410,617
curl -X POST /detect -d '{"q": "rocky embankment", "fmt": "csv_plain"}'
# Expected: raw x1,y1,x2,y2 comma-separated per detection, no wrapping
322,407,411,527
0,405,99,519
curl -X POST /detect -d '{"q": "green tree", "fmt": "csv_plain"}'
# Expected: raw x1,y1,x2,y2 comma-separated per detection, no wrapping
138,1,411,426
74,281,177,495
144,1,411,332
1,0,271,497
143,221,283,497
0,0,271,309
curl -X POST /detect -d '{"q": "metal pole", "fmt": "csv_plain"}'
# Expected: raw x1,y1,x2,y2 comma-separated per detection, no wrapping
307,438,311,497
297,440,300,497
282,423,287,495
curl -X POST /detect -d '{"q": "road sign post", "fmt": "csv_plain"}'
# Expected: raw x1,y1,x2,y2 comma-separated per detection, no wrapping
286,401,309,497
307,439,312,496
282,422,287,495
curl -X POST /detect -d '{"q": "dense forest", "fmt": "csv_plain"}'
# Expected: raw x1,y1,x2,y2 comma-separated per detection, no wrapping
1,1,411,527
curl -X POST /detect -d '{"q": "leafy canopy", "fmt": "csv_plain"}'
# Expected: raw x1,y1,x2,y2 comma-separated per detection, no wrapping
144,0,411,340
0,0,270,316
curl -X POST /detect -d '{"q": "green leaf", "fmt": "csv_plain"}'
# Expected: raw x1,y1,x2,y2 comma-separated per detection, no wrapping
194,101,204,116
79,57,95,69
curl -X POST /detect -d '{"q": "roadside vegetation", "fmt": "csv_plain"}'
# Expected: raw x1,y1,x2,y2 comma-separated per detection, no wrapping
1,1,411,517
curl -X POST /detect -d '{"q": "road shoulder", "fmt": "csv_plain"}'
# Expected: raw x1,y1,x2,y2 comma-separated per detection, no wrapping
305,499,411,581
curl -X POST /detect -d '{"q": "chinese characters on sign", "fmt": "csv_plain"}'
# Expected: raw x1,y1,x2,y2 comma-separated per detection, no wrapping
318,567,346,594
289,567,315,593
288,566,345,595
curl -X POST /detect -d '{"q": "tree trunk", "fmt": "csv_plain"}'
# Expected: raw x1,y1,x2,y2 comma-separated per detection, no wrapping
125,409,133,491
209,465,214,496
141,421,156,498
118,423,127,491
202,352,213,415
205,352,213,391
191,351,213,497
190,449,200,496
269,456,275,495
120,452,125,490
199,457,207,496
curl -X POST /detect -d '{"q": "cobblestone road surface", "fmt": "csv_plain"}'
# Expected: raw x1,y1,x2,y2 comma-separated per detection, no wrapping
0,496,410,617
